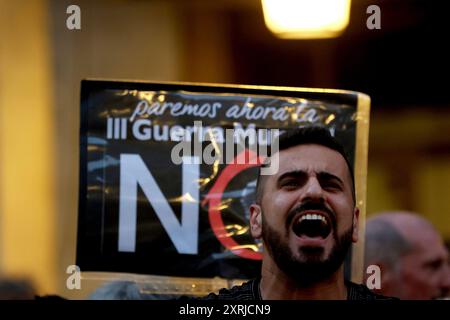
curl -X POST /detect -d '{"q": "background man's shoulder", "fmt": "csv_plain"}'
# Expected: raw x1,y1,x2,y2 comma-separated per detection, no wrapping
347,281,399,300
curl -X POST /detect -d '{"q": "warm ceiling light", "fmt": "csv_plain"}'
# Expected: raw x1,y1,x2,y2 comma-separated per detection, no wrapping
261,0,352,39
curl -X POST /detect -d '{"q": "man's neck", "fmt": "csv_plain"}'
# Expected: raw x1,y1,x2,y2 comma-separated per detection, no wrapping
259,262,347,300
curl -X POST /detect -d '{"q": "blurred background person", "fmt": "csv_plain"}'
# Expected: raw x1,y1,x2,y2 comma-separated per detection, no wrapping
0,277,35,300
364,211,450,299
88,281,145,300
88,280,182,300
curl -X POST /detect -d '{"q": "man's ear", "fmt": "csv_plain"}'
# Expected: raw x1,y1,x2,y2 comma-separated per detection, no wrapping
249,204,262,239
352,207,360,243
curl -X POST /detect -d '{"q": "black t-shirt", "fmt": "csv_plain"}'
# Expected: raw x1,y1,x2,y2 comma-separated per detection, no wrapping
200,279,397,300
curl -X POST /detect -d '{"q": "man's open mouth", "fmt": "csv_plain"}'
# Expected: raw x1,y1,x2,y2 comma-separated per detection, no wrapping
292,212,332,239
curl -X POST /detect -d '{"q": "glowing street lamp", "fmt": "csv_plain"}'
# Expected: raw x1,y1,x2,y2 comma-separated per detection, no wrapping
261,0,352,39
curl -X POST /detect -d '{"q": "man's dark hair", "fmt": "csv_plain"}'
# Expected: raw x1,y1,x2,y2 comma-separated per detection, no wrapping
255,126,355,204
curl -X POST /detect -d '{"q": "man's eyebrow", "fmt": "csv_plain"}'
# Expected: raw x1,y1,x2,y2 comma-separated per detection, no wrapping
277,170,307,183
276,170,345,187
317,171,344,185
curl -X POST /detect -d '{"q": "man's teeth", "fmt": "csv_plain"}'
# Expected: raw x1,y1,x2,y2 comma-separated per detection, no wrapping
300,214,327,224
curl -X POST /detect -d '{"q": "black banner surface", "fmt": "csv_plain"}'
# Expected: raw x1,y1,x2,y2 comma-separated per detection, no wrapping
77,80,361,280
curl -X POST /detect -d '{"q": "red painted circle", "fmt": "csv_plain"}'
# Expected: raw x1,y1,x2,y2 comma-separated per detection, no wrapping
206,149,264,260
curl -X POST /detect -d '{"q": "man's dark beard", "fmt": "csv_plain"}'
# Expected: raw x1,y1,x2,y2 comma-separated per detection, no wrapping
262,210,353,287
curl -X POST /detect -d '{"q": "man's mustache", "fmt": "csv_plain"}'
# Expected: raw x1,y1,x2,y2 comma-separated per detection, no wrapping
285,201,337,232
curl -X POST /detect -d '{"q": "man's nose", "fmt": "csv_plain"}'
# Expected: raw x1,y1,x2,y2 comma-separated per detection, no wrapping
301,177,324,201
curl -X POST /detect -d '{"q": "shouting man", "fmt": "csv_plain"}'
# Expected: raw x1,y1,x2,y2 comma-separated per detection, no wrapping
203,126,392,300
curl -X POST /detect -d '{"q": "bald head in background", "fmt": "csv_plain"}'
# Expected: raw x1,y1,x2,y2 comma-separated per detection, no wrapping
364,212,450,300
